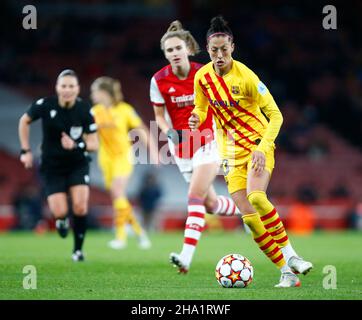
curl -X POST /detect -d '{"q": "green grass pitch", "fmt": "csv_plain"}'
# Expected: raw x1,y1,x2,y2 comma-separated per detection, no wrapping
0,230,361,300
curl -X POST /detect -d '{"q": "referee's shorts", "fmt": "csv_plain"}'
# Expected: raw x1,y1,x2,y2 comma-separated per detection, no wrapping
40,164,90,197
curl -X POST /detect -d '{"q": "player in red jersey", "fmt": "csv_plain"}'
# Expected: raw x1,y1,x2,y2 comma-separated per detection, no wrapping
150,21,240,273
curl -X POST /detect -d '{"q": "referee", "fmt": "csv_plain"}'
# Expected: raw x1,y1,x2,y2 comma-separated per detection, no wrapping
18,69,99,261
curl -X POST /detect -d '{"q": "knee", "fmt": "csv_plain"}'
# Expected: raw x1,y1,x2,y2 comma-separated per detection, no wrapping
247,191,267,211
50,204,68,219
72,201,88,216
53,209,68,219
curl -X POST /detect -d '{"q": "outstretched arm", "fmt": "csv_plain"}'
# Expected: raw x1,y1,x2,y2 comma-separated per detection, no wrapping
153,105,171,135
18,113,33,169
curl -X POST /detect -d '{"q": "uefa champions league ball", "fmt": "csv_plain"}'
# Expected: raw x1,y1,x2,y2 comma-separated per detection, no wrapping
215,254,254,288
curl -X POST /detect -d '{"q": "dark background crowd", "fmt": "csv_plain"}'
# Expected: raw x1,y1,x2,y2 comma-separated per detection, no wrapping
0,0,361,231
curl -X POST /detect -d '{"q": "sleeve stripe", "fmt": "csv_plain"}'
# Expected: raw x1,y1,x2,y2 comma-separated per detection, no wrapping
152,102,165,107
150,77,165,105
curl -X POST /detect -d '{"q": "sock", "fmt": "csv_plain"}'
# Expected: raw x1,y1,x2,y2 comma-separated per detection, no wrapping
73,215,87,252
242,213,287,270
210,195,241,216
281,243,298,263
247,191,290,248
127,209,143,237
180,196,206,266
114,197,131,242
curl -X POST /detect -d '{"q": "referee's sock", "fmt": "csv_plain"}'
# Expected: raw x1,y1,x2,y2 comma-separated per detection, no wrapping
73,215,87,253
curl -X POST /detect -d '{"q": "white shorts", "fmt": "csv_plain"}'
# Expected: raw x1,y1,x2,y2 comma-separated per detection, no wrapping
172,140,221,183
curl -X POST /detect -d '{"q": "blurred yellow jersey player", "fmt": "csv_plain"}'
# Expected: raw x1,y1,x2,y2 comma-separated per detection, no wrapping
92,100,140,183
91,76,156,250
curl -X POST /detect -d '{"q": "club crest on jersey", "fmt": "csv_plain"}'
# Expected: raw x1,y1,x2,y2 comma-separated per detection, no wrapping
231,85,240,95
70,126,83,140
50,110,57,118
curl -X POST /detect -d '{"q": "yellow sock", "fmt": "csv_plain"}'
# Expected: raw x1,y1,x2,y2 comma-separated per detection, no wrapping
242,213,286,269
127,210,143,236
247,191,290,248
113,197,131,242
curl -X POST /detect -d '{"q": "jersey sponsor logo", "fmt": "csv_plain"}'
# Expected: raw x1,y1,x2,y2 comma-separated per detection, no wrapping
257,81,268,95
70,126,83,139
170,94,194,107
207,98,240,108
231,85,240,95
50,110,57,118
168,87,176,93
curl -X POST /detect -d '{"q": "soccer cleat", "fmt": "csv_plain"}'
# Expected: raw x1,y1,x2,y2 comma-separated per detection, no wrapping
108,239,127,250
138,234,152,250
274,272,301,288
55,217,69,238
288,256,313,275
72,250,85,262
169,252,189,274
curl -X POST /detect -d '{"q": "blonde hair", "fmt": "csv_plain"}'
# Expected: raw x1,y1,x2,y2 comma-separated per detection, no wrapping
160,20,200,56
91,76,123,104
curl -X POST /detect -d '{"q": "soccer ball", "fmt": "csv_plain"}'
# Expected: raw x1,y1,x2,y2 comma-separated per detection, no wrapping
215,254,253,288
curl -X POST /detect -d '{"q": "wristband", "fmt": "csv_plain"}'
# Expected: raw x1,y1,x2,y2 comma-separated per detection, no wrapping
20,149,31,155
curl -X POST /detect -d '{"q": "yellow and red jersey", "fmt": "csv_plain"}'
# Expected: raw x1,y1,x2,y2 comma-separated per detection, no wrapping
91,102,142,159
193,60,283,166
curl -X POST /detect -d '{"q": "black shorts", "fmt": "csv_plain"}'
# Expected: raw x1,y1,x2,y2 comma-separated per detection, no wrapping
40,164,90,197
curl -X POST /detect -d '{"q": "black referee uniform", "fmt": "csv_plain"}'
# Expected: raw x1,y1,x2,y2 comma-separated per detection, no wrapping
26,96,97,196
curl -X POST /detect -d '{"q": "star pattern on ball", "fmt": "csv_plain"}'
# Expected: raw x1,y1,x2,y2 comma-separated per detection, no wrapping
227,270,241,284
223,255,234,265
243,259,251,269
215,268,223,282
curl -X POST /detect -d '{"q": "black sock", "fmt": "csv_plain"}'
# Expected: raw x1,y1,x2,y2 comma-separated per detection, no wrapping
73,215,87,252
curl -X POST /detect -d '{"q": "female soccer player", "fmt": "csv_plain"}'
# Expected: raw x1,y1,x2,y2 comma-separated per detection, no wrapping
18,69,99,261
91,76,156,250
150,21,240,273
189,16,313,287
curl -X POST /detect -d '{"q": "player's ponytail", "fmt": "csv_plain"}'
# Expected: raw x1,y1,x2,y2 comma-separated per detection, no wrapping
91,76,123,105
167,20,183,33
206,15,233,43
161,20,200,56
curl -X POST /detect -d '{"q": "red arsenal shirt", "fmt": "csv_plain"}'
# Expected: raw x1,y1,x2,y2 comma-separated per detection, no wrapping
150,62,214,158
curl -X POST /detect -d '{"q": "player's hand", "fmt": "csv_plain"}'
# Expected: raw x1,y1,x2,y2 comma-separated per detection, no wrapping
61,132,76,150
20,152,33,169
188,113,200,131
251,150,265,175
167,128,184,145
